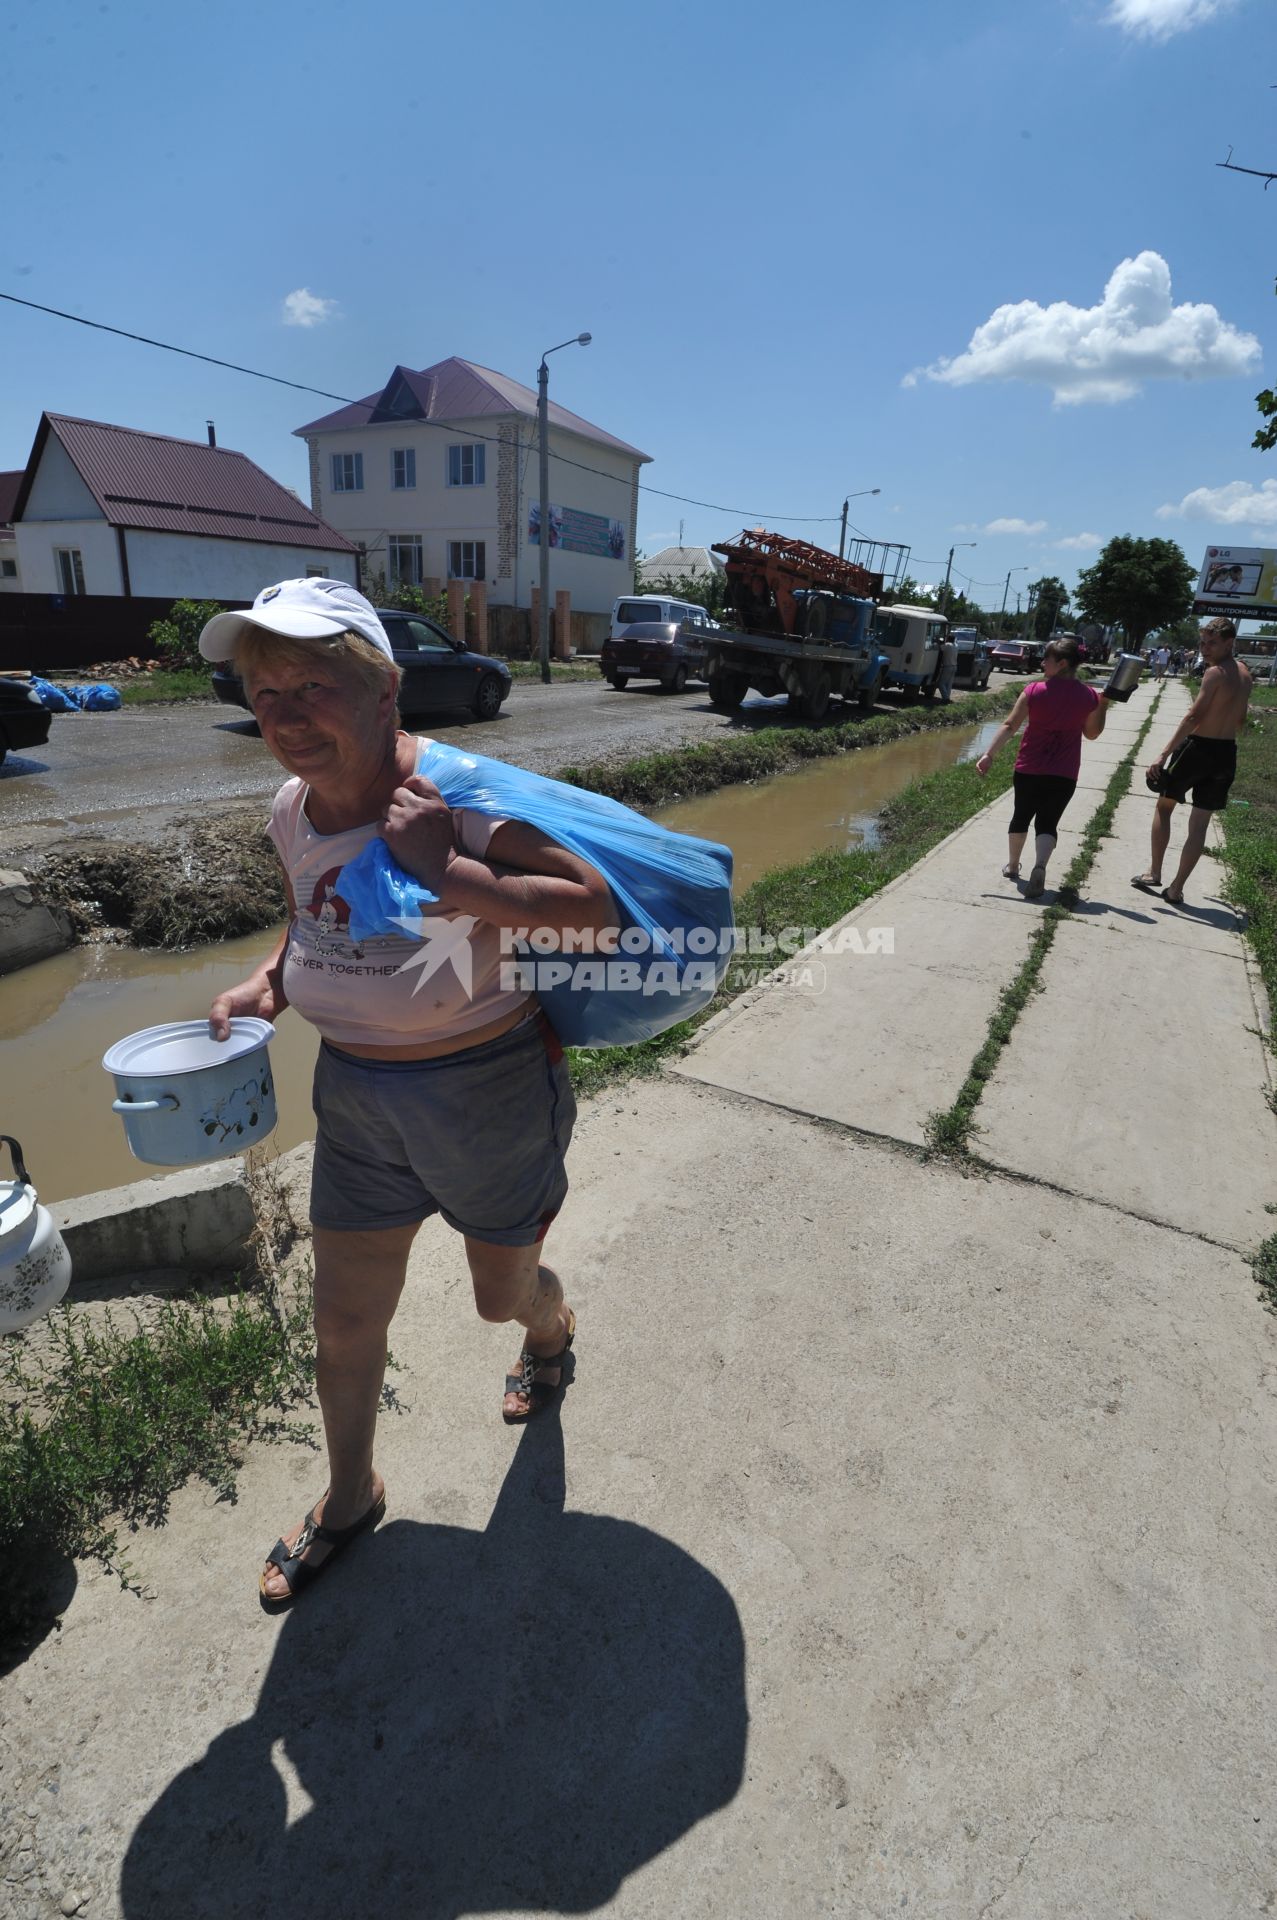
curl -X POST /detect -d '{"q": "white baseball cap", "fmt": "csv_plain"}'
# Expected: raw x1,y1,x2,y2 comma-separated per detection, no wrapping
198,578,393,662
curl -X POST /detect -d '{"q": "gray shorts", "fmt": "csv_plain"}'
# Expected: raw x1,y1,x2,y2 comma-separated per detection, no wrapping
310,1012,576,1245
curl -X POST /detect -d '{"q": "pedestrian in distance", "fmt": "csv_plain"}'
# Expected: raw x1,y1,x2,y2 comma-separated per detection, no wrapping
976,636,1110,898
199,579,615,1610
937,632,959,705
1133,617,1252,907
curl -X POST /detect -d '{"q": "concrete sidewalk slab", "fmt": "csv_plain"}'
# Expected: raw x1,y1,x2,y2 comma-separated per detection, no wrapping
677,888,1038,1145
5,1083,1276,1918
1082,791,1246,956
976,915,1277,1248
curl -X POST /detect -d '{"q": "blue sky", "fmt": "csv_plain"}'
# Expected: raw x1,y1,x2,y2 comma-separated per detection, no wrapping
3,0,1273,612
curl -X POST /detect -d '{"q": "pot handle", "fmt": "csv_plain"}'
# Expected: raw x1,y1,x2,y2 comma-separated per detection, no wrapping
0,1135,31,1188
112,1096,180,1114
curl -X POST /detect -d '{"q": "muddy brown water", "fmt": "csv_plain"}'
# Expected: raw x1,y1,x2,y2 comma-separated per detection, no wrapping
3,721,997,1204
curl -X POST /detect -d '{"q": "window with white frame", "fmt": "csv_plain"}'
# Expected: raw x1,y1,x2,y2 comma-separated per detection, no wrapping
448,541,485,581
390,535,423,587
331,451,364,492
0,558,16,578
55,548,86,595
447,443,485,487
392,448,416,490
305,566,325,577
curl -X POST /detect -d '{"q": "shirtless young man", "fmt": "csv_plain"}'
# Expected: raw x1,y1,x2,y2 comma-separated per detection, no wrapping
1133,617,1252,906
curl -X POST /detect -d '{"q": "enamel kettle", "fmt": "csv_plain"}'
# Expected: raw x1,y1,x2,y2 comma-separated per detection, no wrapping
0,1136,72,1334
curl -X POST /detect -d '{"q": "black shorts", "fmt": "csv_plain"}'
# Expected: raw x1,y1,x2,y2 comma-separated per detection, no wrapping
1009,772,1077,838
1161,735,1236,812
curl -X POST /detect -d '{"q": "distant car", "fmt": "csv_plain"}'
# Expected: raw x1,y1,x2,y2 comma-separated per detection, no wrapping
600,618,710,693
210,609,512,722
990,640,1043,674
952,636,992,689
0,675,53,766
609,594,716,641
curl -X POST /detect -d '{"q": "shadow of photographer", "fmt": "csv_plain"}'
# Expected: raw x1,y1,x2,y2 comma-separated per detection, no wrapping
120,1413,747,1917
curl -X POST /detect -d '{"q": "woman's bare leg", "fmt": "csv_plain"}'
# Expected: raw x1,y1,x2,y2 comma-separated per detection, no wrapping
465,1238,571,1419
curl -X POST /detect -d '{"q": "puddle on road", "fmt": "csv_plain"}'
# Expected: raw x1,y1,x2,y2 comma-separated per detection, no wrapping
654,719,997,890
3,717,999,1203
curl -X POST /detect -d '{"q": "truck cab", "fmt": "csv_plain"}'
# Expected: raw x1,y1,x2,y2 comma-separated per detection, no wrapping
872,604,948,700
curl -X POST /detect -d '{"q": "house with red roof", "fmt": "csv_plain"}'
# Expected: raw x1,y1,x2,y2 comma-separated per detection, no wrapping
10,414,358,603
294,357,650,615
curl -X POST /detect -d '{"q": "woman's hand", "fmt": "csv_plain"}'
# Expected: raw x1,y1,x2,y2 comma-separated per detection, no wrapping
383,774,454,894
976,754,992,777
209,972,286,1043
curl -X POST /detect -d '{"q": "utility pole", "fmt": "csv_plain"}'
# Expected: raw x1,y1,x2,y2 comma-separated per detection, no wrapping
536,332,592,684
837,487,881,563
942,541,976,616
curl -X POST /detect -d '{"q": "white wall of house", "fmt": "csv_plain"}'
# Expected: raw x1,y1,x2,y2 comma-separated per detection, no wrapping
123,532,357,599
15,519,123,594
305,415,639,614
20,434,102,521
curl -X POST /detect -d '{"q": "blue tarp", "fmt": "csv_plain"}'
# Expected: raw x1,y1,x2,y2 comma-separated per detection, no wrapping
28,679,121,711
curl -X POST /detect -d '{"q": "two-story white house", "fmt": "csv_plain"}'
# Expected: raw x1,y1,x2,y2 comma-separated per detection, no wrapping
294,358,650,615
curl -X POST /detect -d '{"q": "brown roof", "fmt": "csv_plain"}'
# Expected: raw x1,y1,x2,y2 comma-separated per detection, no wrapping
12,417,357,552
294,357,650,463
0,470,22,526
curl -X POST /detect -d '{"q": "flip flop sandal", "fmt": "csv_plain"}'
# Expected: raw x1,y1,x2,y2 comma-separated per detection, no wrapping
1131,875,1161,894
259,1494,386,1613
503,1308,576,1426
1024,865,1047,898
1161,888,1185,906
1002,864,1021,880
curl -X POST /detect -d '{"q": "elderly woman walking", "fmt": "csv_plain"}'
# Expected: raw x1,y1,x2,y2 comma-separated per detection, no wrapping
199,579,613,1609
976,635,1110,896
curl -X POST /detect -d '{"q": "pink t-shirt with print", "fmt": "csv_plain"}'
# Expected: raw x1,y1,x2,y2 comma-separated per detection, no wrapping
1014,677,1100,781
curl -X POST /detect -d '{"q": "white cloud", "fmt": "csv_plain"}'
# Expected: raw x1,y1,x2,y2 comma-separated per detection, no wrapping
282,287,337,328
904,251,1259,406
984,517,1047,535
1156,480,1277,527
1055,532,1103,551
1105,0,1235,41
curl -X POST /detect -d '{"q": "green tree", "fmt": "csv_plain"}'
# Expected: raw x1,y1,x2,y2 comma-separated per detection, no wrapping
145,599,224,672
1027,575,1068,641
643,567,732,619
1073,536,1195,650
1255,276,1277,450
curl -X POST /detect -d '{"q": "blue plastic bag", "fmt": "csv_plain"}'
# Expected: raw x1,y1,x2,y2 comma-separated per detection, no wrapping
336,741,735,1047
29,677,79,712
80,683,122,711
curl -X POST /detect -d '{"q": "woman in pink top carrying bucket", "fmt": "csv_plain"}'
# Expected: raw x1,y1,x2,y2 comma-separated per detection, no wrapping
975,636,1111,897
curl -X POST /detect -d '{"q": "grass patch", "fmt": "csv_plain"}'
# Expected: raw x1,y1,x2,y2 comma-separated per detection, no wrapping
565,745,1017,1102
1218,686,1277,1053
502,659,601,682
559,684,1025,810
1253,1233,1277,1314
119,669,217,704
0,1264,318,1654
923,693,1162,1159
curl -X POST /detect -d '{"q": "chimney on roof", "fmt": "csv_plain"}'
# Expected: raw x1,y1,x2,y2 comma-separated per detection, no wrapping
206,420,217,448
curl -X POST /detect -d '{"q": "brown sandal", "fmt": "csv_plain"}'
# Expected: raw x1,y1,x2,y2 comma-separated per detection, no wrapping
503,1309,576,1425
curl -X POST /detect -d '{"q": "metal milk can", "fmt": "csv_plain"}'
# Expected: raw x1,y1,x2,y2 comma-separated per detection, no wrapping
1102,653,1145,702
0,1136,72,1334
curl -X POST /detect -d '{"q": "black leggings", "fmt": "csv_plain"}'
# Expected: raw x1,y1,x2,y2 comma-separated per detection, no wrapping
1009,772,1077,839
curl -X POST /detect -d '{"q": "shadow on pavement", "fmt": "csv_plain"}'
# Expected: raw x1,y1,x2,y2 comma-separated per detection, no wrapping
120,1413,747,1918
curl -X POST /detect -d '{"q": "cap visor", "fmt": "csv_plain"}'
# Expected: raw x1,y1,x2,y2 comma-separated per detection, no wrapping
198,606,351,661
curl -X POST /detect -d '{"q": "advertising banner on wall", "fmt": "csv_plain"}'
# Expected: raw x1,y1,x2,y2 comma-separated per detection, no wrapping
1193,544,1277,619
528,502,627,561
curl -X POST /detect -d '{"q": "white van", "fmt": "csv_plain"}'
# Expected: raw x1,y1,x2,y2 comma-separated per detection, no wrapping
610,595,716,641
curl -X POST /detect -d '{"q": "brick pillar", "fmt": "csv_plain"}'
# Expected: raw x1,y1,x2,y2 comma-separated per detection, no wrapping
423,576,442,600
446,579,466,643
469,579,488,653
554,588,572,661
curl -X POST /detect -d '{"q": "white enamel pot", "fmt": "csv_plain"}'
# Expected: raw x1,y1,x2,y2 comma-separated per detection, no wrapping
0,1135,73,1334
103,1018,277,1167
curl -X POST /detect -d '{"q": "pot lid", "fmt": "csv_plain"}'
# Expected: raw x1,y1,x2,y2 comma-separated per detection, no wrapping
102,1018,275,1079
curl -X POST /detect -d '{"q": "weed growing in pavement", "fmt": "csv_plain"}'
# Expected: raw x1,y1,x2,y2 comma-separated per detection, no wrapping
924,692,1162,1159
1253,1234,1277,1314
1219,688,1277,1056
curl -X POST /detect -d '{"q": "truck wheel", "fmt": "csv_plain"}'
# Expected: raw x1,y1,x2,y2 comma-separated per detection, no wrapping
800,669,831,722
921,680,937,702
607,672,629,690
708,668,746,711
665,664,688,694
856,673,880,713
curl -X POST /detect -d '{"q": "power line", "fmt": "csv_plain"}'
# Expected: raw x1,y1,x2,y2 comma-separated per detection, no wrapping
0,289,844,526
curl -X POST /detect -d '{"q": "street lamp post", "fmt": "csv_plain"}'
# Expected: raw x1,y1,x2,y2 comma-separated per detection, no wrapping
942,542,977,614
837,487,881,563
537,331,592,684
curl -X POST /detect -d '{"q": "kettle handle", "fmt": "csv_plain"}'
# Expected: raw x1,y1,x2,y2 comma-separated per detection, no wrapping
0,1135,31,1190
